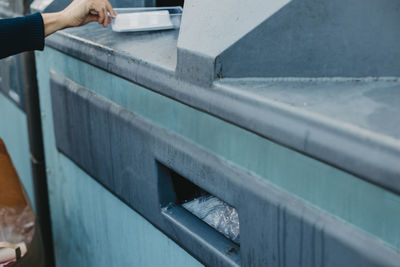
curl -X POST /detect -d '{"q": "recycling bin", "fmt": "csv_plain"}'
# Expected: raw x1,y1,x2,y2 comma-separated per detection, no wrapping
0,1,59,264
34,0,400,266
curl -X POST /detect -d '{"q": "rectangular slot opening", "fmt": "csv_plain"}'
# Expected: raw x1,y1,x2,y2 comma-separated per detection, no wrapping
156,0,184,7
158,162,240,245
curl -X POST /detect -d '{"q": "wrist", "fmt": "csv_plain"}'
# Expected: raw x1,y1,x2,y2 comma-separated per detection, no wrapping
58,10,71,28
42,12,68,37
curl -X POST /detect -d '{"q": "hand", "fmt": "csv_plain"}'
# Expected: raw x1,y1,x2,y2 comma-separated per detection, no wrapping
61,0,117,28
42,0,117,37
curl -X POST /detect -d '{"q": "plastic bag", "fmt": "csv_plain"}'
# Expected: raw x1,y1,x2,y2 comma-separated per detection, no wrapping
182,195,240,244
0,139,35,266
0,207,35,247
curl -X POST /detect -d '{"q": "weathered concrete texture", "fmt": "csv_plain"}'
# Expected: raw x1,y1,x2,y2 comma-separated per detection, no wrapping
176,0,400,81
219,0,400,77
45,25,400,195
34,0,400,265
35,55,203,267
48,71,400,267
217,78,400,139
0,53,31,111
176,0,290,83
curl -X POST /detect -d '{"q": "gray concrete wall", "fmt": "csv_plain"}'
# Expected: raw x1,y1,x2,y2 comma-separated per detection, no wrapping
219,0,400,78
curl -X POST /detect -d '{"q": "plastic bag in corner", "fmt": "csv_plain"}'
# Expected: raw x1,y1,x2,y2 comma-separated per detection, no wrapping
0,139,35,266
182,195,240,244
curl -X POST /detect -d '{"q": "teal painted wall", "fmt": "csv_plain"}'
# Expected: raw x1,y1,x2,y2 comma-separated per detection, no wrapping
35,48,400,254
35,52,203,267
0,94,35,208
49,154,203,267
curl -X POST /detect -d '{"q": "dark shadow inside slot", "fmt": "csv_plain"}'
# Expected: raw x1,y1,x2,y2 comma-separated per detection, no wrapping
170,170,208,204
159,163,240,245
156,0,184,7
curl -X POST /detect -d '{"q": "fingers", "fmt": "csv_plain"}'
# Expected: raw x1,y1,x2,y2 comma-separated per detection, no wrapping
89,0,115,28
96,7,105,26
102,7,108,27
106,1,117,18
86,14,98,24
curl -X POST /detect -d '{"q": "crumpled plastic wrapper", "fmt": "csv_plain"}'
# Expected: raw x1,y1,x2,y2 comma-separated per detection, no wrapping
0,138,35,266
0,206,35,246
182,195,240,244
0,201,35,266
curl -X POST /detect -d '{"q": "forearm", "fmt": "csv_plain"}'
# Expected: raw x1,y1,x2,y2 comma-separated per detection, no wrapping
0,0,115,59
0,13,44,59
41,12,68,37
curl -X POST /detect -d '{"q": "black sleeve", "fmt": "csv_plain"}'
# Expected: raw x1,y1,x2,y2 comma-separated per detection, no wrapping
0,13,45,59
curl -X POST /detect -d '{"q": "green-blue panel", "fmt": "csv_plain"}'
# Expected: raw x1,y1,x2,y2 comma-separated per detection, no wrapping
35,48,400,251
35,53,203,267
50,154,203,267
0,94,35,208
